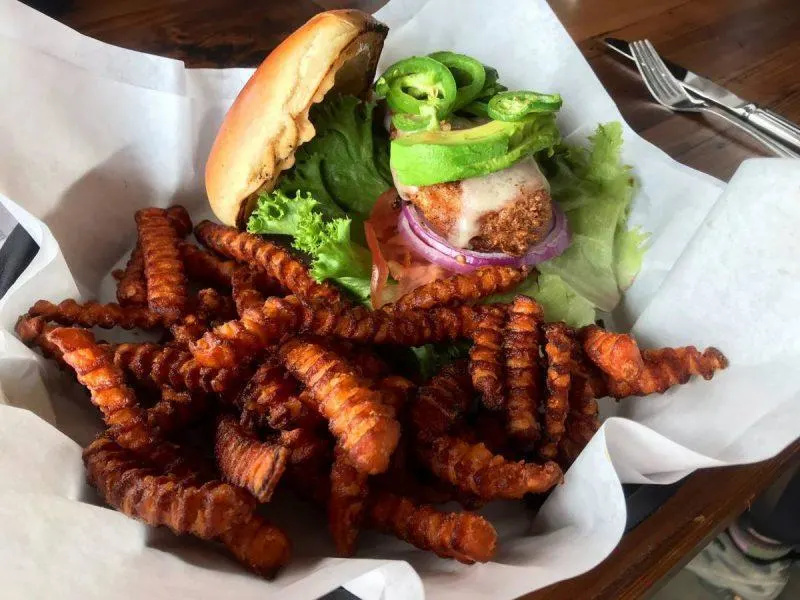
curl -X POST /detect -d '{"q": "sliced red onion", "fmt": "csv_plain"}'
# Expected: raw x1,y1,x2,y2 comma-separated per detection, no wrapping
397,211,476,273
400,202,570,270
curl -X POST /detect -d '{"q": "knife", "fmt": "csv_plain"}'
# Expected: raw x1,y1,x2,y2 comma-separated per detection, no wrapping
604,37,800,154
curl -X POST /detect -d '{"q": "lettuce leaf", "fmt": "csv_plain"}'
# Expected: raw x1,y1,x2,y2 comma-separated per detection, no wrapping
278,95,392,219
484,272,595,328
247,190,372,303
536,122,646,313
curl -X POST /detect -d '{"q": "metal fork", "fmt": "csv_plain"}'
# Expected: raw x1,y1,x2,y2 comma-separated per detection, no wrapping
631,39,799,158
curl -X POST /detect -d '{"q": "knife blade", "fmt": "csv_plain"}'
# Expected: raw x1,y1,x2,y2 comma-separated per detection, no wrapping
603,37,800,153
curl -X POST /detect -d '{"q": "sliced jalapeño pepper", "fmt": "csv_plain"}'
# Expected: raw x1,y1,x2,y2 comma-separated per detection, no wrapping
427,51,486,110
392,105,440,132
375,57,457,119
487,91,563,121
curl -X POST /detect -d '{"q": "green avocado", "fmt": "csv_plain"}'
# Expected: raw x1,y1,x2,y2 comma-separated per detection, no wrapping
390,113,560,187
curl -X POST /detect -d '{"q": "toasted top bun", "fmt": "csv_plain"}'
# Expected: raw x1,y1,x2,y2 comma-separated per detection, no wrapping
205,10,388,227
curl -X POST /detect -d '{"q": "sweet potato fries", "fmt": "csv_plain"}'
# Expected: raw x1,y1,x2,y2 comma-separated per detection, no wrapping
16,206,729,577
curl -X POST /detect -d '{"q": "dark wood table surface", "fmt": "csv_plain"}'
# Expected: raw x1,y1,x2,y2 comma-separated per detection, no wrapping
29,0,800,597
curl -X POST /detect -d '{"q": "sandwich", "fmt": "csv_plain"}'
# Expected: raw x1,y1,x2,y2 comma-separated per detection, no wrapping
205,9,646,325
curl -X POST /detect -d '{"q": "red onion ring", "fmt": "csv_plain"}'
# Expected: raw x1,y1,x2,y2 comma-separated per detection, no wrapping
397,211,475,273
399,201,570,271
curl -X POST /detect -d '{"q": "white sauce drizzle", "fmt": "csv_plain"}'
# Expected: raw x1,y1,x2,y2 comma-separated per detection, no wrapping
452,157,549,248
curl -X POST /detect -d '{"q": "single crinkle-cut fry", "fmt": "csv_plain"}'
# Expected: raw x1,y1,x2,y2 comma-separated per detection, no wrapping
383,266,527,313
178,241,237,289
46,327,156,451
417,434,562,499
279,338,400,475
215,415,289,503
219,514,291,578
581,324,644,383
366,490,498,564
504,295,544,447
329,447,369,556
539,322,577,460
28,299,164,330
194,220,342,304
412,360,472,438
83,435,254,539
136,207,189,322
469,308,507,410
112,342,245,394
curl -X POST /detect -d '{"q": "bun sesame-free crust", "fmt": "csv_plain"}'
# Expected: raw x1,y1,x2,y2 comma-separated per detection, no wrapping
205,10,388,227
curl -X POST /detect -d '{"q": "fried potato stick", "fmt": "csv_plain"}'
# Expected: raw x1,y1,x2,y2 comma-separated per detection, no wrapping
280,338,400,475
116,245,147,306
504,296,544,447
539,322,577,460
169,289,237,346
136,207,188,322
215,416,289,503
329,447,369,556
411,360,472,439
112,342,244,394
366,490,497,564
417,435,562,499
377,375,415,416
194,220,342,304
469,308,506,410
28,299,163,330
219,514,291,578
47,327,156,451
165,205,193,238
178,241,237,289
581,325,644,384
83,435,254,539
606,346,728,397
383,266,526,312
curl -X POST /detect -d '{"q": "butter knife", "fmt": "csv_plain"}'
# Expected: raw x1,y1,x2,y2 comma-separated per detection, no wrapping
604,37,800,154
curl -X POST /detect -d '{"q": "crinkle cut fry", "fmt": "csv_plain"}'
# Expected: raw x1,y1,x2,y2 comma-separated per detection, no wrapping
383,266,527,313
136,207,188,322
279,338,400,475
194,220,342,304
539,322,578,460
46,327,156,451
219,514,291,578
169,289,237,346
411,360,473,438
215,416,289,503
606,346,728,397
164,205,193,238
329,447,369,556
83,435,254,539
377,375,415,416
178,241,236,289
112,342,244,394
116,244,147,306
417,434,562,499
366,490,497,564
236,357,320,431
581,325,644,383
469,308,507,410
191,301,507,369
28,299,163,330
504,296,544,447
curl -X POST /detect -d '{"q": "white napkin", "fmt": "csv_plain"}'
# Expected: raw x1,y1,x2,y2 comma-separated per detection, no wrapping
0,0,798,598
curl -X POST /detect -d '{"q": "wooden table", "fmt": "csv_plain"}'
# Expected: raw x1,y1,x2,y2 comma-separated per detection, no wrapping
33,0,800,597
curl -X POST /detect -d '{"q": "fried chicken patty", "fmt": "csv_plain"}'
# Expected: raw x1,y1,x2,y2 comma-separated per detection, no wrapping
395,157,553,256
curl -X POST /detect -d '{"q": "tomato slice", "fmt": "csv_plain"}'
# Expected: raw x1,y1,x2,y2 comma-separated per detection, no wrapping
366,187,456,308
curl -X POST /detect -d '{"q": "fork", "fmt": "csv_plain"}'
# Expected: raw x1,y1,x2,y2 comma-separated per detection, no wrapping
631,39,799,159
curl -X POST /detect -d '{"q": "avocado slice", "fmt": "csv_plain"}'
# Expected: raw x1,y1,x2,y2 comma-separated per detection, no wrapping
390,113,560,187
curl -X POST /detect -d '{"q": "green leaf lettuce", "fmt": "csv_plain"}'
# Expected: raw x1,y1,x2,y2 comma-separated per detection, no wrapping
247,190,372,302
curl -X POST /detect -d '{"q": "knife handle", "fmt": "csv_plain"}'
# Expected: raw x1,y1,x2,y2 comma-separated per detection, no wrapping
741,103,800,155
